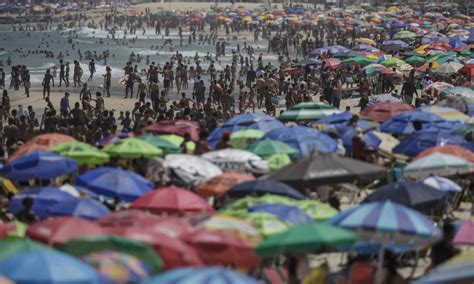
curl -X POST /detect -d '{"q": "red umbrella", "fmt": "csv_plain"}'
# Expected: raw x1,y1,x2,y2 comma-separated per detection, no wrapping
9,133,75,162
141,120,200,141
459,64,474,77
360,101,414,123
414,145,474,163
26,217,104,246
130,186,215,215
97,210,196,238
196,172,255,198
426,42,452,51
181,230,261,269
322,58,341,69
0,222,19,238
107,227,203,270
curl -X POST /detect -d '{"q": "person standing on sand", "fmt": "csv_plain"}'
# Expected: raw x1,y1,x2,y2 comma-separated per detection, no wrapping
88,59,95,82
73,61,83,87
42,69,54,99
103,66,111,97
65,62,70,87
123,62,134,99
59,59,67,87
24,70,30,98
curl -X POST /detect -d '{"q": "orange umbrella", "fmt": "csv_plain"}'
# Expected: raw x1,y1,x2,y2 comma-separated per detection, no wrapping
9,133,75,162
414,145,474,163
196,172,255,198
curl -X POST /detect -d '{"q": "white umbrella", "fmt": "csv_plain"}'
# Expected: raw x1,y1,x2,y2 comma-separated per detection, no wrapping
163,154,222,186
404,153,473,179
202,149,268,175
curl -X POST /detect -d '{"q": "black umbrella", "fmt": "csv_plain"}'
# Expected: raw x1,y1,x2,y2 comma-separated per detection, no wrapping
363,181,448,214
224,180,306,200
266,153,386,188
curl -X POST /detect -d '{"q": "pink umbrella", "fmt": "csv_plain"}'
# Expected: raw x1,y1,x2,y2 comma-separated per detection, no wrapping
454,220,474,245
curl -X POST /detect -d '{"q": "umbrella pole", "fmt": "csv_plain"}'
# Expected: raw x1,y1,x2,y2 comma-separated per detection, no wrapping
375,245,385,284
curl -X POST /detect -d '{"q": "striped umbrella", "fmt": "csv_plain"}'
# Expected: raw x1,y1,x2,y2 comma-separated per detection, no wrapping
404,153,473,179
420,106,470,122
417,176,462,193
413,251,474,284
278,102,341,122
144,267,260,284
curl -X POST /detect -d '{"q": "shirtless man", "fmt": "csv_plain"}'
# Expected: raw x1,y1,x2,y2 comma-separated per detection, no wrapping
88,59,96,82
137,79,147,103
123,62,134,99
73,61,83,87
79,83,92,110
255,75,266,108
59,59,67,87
149,82,159,111
163,66,172,93
103,66,111,97
42,69,54,99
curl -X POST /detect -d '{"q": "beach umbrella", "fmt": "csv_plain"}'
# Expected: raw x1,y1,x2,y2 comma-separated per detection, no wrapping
255,222,356,257
141,120,200,142
362,63,387,76
144,267,260,284
381,40,409,50
241,211,291,237
352,44,378,51
341,56,375,66
364,181,447,214
0,221,27,239
356,38,377,46
394,30,417,39
26,216,104,246
60,235,163,273
207,113,284,149
380,111,446,134
418,176,462,193
51,141,110,166
403,153,473,179
163,154,222,186
247,140,299,157
249,203,313,225
8,186,75,218
294,58,321,67
221,195,297,215
76,167,153,202
0,250,99,284
296,200,338,221
199,215,261,244
201,149,268,174
8,133,75,162
322,58,341,69
361,101,414,123
97,131,134,147
423,82,454,94
0,239,50,261
82,251,150,283
260,126,338,155
393,132,474,157
414,145,474,163
229,129,264,149
420,106,469,122
314,111,372,130
413,251,474,284
103,137,163,158
279,102,341,122
224,180,306,200
435,61,464,74
47,198,111,220
405,55,426,66
0,152,78,182
453,220,474,246
380,57,406,67
137,135,181,154
441,87,474,98
106,227,203,270
130,186,215,215
265,153,292,172
158,134,194,150
196,172,254,198
266,153,386,188
181,230,261,268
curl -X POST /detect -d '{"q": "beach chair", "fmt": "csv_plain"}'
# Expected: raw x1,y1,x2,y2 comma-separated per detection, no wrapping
347,261,376,284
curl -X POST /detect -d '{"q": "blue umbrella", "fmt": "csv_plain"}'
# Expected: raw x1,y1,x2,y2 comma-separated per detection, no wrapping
259,126,337,155
144,267,260,284
413,252,474,284
314,112,372,131
422,36,449,44
340,128,381,152
380,111,446,134
352,44,379,52
249,203,313,225
0,250,99,284
8,186,76,218
207,113,284,149
417,176,462,193
381,40,409,49
0,152,78,181
325,45,350,54
393,131,474,157
76,167,153,202
225,180,306,200
449,38,466,49
47,197,111,220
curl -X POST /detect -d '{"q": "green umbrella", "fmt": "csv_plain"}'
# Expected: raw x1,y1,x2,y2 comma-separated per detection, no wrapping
159,134,195,153
245,212,291,237
59,235,163,273
341,56,374,66
380,57,406,67
393,30,417,39
103,137,163,158
221,195,297,216
229,129,264,149
255,222,357,257
51,141,110,166
248,140,299,157
1,221,28,238
265,153,292,173
279,102,341,122
0,239,50,261
405,56,426,66
460,50,472,57
137,134,182,154
296,200,338,221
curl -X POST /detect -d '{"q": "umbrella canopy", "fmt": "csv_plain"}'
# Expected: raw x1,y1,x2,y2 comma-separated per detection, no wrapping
341,56,375,66
181,230,261,268
294,58,321,66
229,129,264,149
143,267,260,284
394,30,417,39
0,250,99,284
137,135,181,154
131,186,215,215
51,141,110,166
0,239,50,261
163,154,222,186
8,133,75,162
103,138,163,158
361,101,414,123
266,153,386,187
381,40,409,50
363,181,447,214
255,222,357,257
322,58,341,69
380,111,446,134
199,215,261,244
8,186,76,218
380,57,406,67
76,167,153,202
201,149,268,174
259,126,338,155
405,55,426,66
0,221,27,239
47,198,111,220
414,145,474,163
249,203,313,225
247,140,299,157
418,176,462,193
60,235,163,273
421,106,469,122
224,180,306,200
82,251,150,283
0,152,78,182
314,111,373,131
403,153,473,179
296,200,338,221
435,61,464,74
454,220,474,246
196,172,255,198
141,120,200,142
278,102,341,122
413,251,474,284
26,216,104,246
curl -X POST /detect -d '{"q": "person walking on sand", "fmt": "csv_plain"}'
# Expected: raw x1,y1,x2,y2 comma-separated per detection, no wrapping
88,59,95,82
42,69,54,99
103,66,111,97
73,60,83,87
59,59,67,87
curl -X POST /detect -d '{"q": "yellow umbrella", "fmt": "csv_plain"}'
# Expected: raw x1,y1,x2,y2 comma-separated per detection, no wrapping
200,214,262,244
356,38,377,46
416,44,429,54
366,54,379,60
242,16,252,22
373,131,400,156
